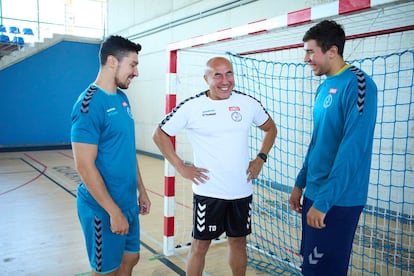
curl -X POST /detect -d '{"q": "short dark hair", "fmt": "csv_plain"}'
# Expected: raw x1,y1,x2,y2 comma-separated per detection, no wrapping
303,20,345,57
99,35,142,65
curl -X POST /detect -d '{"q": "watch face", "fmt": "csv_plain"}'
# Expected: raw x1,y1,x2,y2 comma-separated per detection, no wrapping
258,153,267,162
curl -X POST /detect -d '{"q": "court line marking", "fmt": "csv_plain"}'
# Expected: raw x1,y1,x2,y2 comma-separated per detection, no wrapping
0,157,46,196
19,151,187,275
22,153,76,197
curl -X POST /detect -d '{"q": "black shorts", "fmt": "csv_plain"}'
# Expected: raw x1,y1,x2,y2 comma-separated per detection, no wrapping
192,194,252,240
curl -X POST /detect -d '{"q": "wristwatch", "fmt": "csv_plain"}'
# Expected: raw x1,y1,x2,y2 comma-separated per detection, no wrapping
257,152,267,162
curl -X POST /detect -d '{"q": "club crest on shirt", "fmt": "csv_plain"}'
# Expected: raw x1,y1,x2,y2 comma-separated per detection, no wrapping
323,94,333,108
231,111,242,122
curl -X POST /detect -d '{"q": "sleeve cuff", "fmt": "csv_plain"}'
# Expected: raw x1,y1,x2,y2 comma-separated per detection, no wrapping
312,201,330,214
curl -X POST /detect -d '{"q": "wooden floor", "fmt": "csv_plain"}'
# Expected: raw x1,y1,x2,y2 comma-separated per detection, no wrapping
0,150,272,276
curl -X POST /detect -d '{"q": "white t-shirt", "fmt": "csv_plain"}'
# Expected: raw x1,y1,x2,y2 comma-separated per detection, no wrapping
160,90,269,199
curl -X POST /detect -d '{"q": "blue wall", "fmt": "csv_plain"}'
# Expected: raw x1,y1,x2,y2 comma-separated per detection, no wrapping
0,40,100,150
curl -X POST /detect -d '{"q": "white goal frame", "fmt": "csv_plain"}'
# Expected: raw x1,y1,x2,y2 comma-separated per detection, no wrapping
162,0,414,261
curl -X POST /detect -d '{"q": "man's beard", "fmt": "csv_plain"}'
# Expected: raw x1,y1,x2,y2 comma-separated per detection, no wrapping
115,76,128,89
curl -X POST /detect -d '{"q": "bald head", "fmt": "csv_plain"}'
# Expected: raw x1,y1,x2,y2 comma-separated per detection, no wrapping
205,57,233,75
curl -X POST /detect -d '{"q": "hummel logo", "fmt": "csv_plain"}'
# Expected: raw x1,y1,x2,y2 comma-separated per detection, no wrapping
196,203,206,232
308,246,324,265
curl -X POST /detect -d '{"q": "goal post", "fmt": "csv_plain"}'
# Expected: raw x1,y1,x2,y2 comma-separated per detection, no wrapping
163,0,414,274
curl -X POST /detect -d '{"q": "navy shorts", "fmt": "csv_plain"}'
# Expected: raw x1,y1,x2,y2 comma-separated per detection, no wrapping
77,196,140,274
300,197,363,276
192,194,252,240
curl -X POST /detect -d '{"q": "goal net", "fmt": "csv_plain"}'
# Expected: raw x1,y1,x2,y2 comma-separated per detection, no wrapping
164,1,414,275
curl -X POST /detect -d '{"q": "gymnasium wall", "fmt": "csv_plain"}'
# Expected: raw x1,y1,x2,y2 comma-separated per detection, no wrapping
0,0,329,153
0,40,100,151
107,0,310,155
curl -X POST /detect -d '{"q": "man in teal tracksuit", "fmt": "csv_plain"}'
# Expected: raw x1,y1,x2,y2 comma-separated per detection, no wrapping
289,20,378,275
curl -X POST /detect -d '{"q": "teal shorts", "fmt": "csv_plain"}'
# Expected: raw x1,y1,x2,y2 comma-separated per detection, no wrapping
77,196,140,274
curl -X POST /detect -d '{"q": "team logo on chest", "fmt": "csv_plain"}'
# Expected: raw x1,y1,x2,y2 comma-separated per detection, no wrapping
229,106,242,122
231,112,242,122
323,87,337,108
323,94,333,108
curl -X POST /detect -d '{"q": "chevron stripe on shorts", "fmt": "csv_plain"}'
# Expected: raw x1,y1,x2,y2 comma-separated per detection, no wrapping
94,215,103,272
